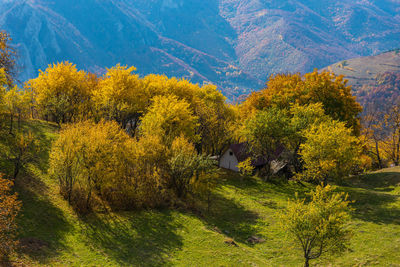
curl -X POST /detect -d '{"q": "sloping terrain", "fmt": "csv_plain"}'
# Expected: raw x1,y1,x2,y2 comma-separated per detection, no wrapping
6,120,400,266
1,0,400,98
325,50,400,107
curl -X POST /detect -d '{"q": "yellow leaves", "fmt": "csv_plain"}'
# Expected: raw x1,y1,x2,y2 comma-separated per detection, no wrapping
299,119,362,182
140,95,199,145
27,62,92,124
237,158,254,176
240,70,362,134
93,64,142,122
280,184,352,264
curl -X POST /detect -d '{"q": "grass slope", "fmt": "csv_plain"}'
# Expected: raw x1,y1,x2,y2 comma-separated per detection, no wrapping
6,120,400,266
324,51,400,89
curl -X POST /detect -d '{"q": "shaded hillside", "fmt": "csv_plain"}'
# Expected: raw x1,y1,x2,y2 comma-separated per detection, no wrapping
325,51,400,108
1,0,400,98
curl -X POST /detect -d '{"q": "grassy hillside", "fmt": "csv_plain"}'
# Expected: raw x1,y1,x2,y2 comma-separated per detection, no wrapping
324,51,400,89
7,120,400,266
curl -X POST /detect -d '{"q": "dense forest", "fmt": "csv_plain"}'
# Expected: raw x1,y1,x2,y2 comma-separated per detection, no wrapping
1,30,400,266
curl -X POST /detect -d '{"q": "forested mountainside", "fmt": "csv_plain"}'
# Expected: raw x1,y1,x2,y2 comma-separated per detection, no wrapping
1,0,400,98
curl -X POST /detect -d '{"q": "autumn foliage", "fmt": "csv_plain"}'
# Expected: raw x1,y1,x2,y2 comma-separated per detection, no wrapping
0,175,21,261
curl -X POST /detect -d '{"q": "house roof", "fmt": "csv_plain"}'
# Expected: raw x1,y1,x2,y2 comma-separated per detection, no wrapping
228,143,285,167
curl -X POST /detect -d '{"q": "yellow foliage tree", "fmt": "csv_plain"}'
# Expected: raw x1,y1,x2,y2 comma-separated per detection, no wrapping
4,86,31,133
140,95,199,145
241,70,362,134
93,64,144,132
280,185,352,267
28,62,92,125
299,120,362,184
49,120,134,212
0,31,17,85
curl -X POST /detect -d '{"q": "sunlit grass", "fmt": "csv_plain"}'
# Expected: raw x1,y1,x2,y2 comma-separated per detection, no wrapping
6,120,400,266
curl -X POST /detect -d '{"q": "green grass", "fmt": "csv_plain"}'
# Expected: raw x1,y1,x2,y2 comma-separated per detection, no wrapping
5,120,400,266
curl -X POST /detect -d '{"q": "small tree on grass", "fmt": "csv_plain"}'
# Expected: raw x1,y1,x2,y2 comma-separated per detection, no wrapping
3,131,39,179
280,185,352,267
0,174,21,262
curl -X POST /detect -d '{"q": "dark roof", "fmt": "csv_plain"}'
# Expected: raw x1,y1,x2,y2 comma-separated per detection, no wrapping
229,143,285,167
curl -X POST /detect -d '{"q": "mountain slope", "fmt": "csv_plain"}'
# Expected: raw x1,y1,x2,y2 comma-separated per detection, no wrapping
1,0,400,98
324,50,400,107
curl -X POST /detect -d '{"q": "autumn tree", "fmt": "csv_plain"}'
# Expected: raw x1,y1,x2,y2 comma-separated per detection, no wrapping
288,103,331,172
361,107,386,169
382,104,400,166
280,185,352,267
299,120,362,184
28,62,92,125
241,70,362,134
2,131,39,179
93,65,145,133
0,174,21,262
4,86,31,133
0,68,6,113
0,31,17,85
195,85,237,155
49,120,135,212
167,136,216,199
140,95,199,145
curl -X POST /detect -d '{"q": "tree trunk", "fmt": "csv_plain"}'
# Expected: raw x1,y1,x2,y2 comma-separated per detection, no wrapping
13,159,20,180
374,139,383,169
304,257,309,267
9,113,13,134
396,130,400,166
18,112,21,130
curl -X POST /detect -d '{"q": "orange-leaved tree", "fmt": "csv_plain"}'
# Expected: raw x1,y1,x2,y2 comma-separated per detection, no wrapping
241,70,362,134
0,174,21,261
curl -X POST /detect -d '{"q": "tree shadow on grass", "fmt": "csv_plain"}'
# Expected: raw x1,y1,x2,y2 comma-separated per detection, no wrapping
81,210,183,266
339,171,400,225
197,188,262,245
342,186,400,225
346,171,400,192
15,175,72,264
220,170,311,203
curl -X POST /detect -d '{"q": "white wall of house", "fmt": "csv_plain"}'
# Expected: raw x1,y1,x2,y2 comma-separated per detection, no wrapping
219,148,239,172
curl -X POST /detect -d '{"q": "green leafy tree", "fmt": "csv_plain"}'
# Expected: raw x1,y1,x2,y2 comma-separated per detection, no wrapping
167,135,215,199
2,131,39,179
288,103,331,172
243,108,291,179
280,185,352,267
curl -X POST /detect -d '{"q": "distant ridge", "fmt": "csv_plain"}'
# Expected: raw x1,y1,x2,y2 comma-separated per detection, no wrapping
1,0,400,99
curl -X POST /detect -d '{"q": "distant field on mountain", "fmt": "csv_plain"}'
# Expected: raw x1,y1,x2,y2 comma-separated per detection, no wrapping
325,51,400,108
1,0,400,99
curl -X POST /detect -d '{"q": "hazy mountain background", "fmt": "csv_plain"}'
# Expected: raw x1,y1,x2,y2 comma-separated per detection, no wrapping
1,0,400,99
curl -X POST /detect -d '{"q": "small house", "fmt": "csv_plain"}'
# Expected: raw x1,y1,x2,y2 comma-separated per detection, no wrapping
219,143,287,173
